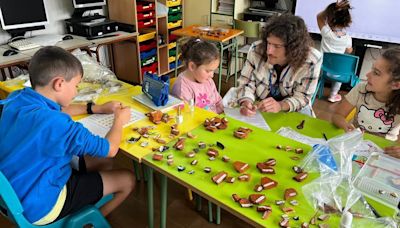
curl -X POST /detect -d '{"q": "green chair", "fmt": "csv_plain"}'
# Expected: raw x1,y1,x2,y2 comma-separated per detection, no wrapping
226,19,260,81
313,52,360,104
234,20,259,58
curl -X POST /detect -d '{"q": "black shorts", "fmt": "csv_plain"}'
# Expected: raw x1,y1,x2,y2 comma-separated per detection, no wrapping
55,162,103,221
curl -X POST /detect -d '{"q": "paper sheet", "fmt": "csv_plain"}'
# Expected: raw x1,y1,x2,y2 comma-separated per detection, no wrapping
224,108,271,131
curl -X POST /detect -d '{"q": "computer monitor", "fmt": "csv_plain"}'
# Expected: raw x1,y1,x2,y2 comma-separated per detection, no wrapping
0,0,48,33
73,0,106,9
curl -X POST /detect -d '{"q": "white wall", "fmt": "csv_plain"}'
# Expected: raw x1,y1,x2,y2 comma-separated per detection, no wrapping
0,0,74,43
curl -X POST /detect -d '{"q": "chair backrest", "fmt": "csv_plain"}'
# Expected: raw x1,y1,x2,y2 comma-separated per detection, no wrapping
0,170,111,227
233,19,260,39
322,52,359,77
0,171,30,226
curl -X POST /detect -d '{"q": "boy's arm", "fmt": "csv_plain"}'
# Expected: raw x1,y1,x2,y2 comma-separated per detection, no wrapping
332,98,356,132
105,106,131,157
62,101,122,116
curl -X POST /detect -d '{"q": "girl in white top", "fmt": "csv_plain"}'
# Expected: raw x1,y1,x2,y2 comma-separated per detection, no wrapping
317,0,353,103
333,48,400,159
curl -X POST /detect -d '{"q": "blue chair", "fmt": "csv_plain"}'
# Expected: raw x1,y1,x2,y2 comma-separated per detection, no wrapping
314,52,360,103
0,171,111,228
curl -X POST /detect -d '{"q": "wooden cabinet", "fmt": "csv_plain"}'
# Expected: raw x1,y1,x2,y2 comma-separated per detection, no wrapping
109,0,184,84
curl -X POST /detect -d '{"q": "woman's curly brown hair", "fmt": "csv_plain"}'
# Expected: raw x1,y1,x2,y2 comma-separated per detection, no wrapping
257,14,313,72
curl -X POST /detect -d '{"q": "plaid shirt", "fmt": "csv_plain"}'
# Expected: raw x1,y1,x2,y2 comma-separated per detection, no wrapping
237,41,322,112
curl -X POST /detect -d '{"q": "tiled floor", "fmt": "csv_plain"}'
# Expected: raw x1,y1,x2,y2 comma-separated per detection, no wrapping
0,75,345,228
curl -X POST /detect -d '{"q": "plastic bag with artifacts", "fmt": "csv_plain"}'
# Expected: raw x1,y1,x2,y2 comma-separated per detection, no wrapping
72,49,117,84
301,130,398,227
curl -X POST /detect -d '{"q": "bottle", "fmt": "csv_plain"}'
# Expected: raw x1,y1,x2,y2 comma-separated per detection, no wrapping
189,99,195,113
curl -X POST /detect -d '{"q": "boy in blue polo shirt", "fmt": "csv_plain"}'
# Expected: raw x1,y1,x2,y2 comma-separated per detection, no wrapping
0,46,135,225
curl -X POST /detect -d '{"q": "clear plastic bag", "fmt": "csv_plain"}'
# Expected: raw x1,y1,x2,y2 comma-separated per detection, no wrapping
301,129,399,227
72,49,117,84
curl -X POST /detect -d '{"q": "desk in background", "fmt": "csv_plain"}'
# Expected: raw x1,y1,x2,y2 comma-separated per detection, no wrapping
0,32,138,79
172,25,244,93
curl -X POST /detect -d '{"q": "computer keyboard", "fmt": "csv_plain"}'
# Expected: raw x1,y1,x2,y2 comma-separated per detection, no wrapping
8,39,40,51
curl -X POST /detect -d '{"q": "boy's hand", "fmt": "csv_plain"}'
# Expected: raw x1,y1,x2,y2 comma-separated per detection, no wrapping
257,97,281,113
94,101,123,114
240,100,257,116
113,106,131,126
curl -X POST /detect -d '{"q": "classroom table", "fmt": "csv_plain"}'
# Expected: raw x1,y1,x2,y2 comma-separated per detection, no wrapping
142,111,397,228
171,25,244,93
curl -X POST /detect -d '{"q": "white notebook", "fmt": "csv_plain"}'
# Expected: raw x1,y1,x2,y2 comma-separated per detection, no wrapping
78,108,145,137
132,93,184,112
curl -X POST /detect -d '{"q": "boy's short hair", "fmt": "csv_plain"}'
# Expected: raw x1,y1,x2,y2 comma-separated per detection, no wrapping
29,46,83,89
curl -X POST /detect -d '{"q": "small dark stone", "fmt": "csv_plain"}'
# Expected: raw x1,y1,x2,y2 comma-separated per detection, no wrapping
216,141,225,150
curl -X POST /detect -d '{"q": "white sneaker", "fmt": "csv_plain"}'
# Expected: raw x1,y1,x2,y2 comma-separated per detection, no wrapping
328,94,342,103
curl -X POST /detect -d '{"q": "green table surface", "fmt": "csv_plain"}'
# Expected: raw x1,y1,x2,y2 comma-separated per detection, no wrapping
143,112,397,227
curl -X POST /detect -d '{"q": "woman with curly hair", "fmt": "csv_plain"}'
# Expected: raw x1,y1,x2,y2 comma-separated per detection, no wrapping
237,14,322,116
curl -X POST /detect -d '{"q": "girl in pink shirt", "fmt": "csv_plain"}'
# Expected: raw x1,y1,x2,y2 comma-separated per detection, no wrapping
172,38,223,114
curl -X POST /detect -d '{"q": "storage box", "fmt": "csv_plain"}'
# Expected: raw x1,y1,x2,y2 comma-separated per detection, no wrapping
137,11,155,20
167,0,181,7
138,31,156,42
137,2,155,12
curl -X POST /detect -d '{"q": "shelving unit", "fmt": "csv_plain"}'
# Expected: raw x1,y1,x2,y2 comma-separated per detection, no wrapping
210,0,250,28
109,0,184,84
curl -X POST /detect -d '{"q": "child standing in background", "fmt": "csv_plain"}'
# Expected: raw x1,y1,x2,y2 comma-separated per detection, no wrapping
317,0,353,103
332,48,400,157
171,38,223,114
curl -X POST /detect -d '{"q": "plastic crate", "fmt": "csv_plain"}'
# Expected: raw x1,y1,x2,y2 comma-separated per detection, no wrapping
138,19,155,29
141,56,157,67
137,2,155,12
140,48,157,60
168,42,176,49
168,6,181,14
138,31,156,42
168,13,182,22
168,33,178,42
137,11,155,20
167,20,182,29
141,62,158,76
169,60,182,70
167,0,181,7
168,48,176,57
139,40,157,52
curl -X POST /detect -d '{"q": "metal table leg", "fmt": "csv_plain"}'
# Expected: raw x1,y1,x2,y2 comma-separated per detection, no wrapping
160,174,167,228
146,165,154,228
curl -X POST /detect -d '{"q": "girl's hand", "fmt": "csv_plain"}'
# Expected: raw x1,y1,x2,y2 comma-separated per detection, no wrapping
384,146,400,159
344,123,356,132
336,0,350,9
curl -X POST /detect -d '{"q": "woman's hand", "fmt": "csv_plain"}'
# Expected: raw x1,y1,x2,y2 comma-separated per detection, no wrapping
336,0,350,9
